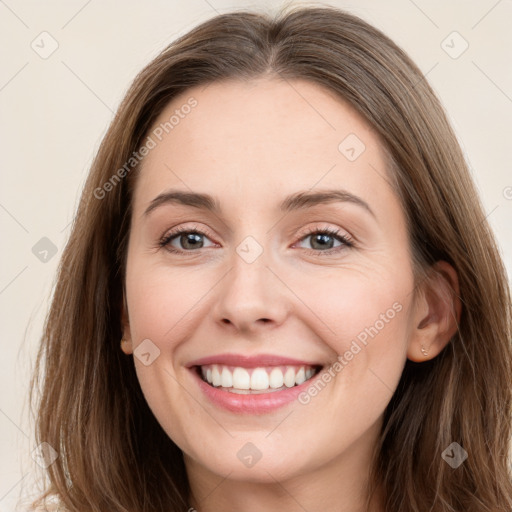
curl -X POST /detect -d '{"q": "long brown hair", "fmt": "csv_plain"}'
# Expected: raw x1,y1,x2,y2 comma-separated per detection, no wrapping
29,4,512,511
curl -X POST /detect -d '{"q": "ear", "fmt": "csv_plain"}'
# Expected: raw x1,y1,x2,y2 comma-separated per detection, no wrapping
120,291,133,355
407,260,462,362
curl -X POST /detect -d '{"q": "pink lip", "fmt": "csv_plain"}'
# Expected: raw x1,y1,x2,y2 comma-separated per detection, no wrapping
186,352,323,368
188,366,322,414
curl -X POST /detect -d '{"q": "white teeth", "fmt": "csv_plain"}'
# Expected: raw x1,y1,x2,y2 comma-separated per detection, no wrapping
295,367,306,385
221,367,233,387
212,365,221,387
269,367,284,388
284,367,296,387
250,368,269,390
200,363,318,392
232,367,250,389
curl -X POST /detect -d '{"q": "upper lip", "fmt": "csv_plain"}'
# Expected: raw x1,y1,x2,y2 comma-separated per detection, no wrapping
186,353,325,369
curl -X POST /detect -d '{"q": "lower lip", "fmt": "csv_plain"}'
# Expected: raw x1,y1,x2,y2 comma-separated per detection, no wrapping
188,367,321,414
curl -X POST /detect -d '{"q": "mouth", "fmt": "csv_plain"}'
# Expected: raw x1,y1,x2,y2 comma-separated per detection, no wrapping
186,353,328,413
193,363,324,394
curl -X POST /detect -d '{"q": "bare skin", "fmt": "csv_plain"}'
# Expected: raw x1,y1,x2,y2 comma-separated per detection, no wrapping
121,77,461,512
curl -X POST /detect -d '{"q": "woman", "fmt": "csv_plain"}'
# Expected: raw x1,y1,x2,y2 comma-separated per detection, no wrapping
30,4,512,511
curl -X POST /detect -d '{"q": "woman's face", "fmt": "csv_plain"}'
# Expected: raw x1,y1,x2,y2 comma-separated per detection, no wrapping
123,78,419,484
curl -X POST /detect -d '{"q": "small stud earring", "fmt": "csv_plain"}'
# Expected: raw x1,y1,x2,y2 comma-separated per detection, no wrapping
421,344,429,357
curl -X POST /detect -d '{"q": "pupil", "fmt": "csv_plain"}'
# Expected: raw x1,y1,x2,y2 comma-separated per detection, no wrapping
182,233,203,250
312,234,333,250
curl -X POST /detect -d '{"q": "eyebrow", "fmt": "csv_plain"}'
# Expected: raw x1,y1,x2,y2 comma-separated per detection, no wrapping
143,188,376,219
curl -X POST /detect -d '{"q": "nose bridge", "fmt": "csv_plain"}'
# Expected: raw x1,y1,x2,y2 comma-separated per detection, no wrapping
212,232,289,330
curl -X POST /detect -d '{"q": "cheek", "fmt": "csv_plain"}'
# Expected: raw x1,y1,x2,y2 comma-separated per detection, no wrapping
304,267,411,345
124,258,201,438
299,263,413,401
125,255,210,344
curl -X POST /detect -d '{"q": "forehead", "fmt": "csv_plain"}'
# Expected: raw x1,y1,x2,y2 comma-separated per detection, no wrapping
132,77,395,217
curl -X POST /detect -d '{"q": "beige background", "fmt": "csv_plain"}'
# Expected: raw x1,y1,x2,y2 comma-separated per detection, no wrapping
1,0,511,509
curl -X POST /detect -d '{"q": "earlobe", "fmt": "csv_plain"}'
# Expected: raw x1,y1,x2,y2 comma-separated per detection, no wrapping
407,261,461,362
120,338,133,355
120,293,133,355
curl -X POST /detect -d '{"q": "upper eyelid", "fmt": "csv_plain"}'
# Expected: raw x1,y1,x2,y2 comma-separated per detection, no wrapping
162,223,349,238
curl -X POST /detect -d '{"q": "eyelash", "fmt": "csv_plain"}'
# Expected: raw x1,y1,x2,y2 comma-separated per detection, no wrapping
157,224,354,257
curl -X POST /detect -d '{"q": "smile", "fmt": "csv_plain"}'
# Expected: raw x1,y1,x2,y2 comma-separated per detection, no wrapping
186,353,327,414
197,364,322,394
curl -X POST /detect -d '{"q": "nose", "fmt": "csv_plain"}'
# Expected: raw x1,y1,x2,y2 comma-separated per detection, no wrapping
211,248,290,334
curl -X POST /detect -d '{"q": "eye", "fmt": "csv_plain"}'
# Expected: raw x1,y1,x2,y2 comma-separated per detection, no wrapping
294,226,354,255
158,225,217,254
157,224,354,256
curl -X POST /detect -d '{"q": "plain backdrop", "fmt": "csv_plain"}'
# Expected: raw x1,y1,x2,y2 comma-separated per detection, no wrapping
1,0,511,510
